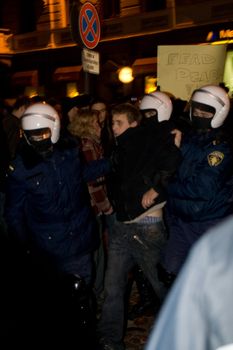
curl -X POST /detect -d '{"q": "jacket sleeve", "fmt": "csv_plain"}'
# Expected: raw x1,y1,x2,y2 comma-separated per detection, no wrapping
167,142,233,220
149,137,182,194
156,144,182,188
4,166,28,245
82,158,111,183
81,139,112,214
168,145,233,200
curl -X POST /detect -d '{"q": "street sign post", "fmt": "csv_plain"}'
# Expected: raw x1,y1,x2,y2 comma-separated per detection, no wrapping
82,48,100,74
78,2,101,50
70,2,101,94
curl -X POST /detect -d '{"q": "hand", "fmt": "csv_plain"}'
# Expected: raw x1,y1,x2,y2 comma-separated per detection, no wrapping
141,188,159,209
104,206,114,215
171,129,182,148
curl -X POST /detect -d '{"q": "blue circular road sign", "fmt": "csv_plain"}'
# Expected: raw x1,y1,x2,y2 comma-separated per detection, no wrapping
78,2,101,49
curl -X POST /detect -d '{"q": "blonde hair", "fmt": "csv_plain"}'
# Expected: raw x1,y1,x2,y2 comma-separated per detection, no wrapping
67,109,99,138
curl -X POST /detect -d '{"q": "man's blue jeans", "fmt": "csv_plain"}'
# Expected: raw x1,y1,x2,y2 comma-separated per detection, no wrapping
98,217,167,347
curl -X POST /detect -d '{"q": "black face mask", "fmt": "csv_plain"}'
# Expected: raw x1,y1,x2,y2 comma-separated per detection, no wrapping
141,115,159,126
141,109,159,126
24,128,53,157
30,138,53,157
191,116,212,131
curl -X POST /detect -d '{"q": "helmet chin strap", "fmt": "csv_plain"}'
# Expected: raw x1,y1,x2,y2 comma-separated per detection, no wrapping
23,132,31,146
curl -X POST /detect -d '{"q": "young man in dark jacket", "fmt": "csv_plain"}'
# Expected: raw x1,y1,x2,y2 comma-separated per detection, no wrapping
98,95,181,350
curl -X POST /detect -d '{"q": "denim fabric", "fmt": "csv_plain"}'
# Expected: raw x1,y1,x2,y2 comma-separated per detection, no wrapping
93,215,105,298
97,217,167,347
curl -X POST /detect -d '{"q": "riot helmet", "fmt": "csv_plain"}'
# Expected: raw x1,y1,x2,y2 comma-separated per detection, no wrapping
21,102,60,156
139,91,173,122
190,85,230,130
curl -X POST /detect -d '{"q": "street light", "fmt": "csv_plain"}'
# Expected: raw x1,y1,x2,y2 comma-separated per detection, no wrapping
118,66,134,83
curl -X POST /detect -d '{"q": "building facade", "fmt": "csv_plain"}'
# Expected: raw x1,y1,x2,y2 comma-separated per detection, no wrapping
0,0,232,101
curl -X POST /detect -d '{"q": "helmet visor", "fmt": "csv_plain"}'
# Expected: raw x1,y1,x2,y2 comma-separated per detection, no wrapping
141,109,158,119
24,127,51,142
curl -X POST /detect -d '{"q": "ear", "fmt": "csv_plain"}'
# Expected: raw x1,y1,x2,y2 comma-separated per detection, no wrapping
130,121,138,128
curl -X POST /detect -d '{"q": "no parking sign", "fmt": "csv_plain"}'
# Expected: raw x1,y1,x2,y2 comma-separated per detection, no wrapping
78,2,101,49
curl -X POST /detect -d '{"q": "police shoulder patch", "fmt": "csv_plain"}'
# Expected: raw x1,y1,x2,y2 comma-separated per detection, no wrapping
207,151,224,166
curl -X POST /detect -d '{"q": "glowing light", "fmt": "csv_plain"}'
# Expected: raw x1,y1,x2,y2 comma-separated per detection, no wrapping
118,66,134,84
145,76,157,94
66,82,79,98
24,86,38,98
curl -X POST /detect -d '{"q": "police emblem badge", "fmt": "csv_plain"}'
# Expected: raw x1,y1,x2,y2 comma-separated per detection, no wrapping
207,151,224,166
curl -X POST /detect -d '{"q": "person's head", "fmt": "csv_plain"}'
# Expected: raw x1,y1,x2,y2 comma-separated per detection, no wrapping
12,96,32,119
66,94,92,123
111,103,142,137
46,97,63,121
67,109,101,139
189,84,230,131
90,99,108,129
21,102,60,157
139,91,173,124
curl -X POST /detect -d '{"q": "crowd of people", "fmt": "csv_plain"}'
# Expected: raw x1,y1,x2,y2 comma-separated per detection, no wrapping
0,83,233,350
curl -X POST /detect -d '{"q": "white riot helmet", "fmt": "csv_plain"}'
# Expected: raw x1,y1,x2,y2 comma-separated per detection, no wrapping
190,85,230,129
139,91,173,122
21,102,60,143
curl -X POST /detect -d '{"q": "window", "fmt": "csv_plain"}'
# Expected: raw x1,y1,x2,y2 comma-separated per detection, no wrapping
102,0,120,19
19,0,45,33
143,0,166,11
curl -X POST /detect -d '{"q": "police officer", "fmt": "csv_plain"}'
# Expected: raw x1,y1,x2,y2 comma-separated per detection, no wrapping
159,84,233,287
4,102,111,346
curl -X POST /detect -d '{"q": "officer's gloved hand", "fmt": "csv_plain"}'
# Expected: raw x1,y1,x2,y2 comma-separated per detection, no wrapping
61,273,96,335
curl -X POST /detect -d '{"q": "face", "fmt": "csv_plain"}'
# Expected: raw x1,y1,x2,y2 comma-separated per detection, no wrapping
25,127,51,142
92,116,101,138
141,109,157,119
24,127,53,157
68,106,79,123
54,103,62,120
112,113,137,137
91,102,107,126
192,107,214,119
191,104,214,131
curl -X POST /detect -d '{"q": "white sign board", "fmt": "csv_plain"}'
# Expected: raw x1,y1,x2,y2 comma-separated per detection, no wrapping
158,45,227,100
82,48,100,75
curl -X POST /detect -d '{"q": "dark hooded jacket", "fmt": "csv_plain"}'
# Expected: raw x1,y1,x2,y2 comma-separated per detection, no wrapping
109,121,182,221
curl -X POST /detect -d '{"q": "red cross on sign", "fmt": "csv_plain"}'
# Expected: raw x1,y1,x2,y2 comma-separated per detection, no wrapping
78,2,101,49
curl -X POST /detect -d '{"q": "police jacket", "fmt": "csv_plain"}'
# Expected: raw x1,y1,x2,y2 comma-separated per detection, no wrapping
5,137,111,271
109,121,182,221
167,129,233,222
